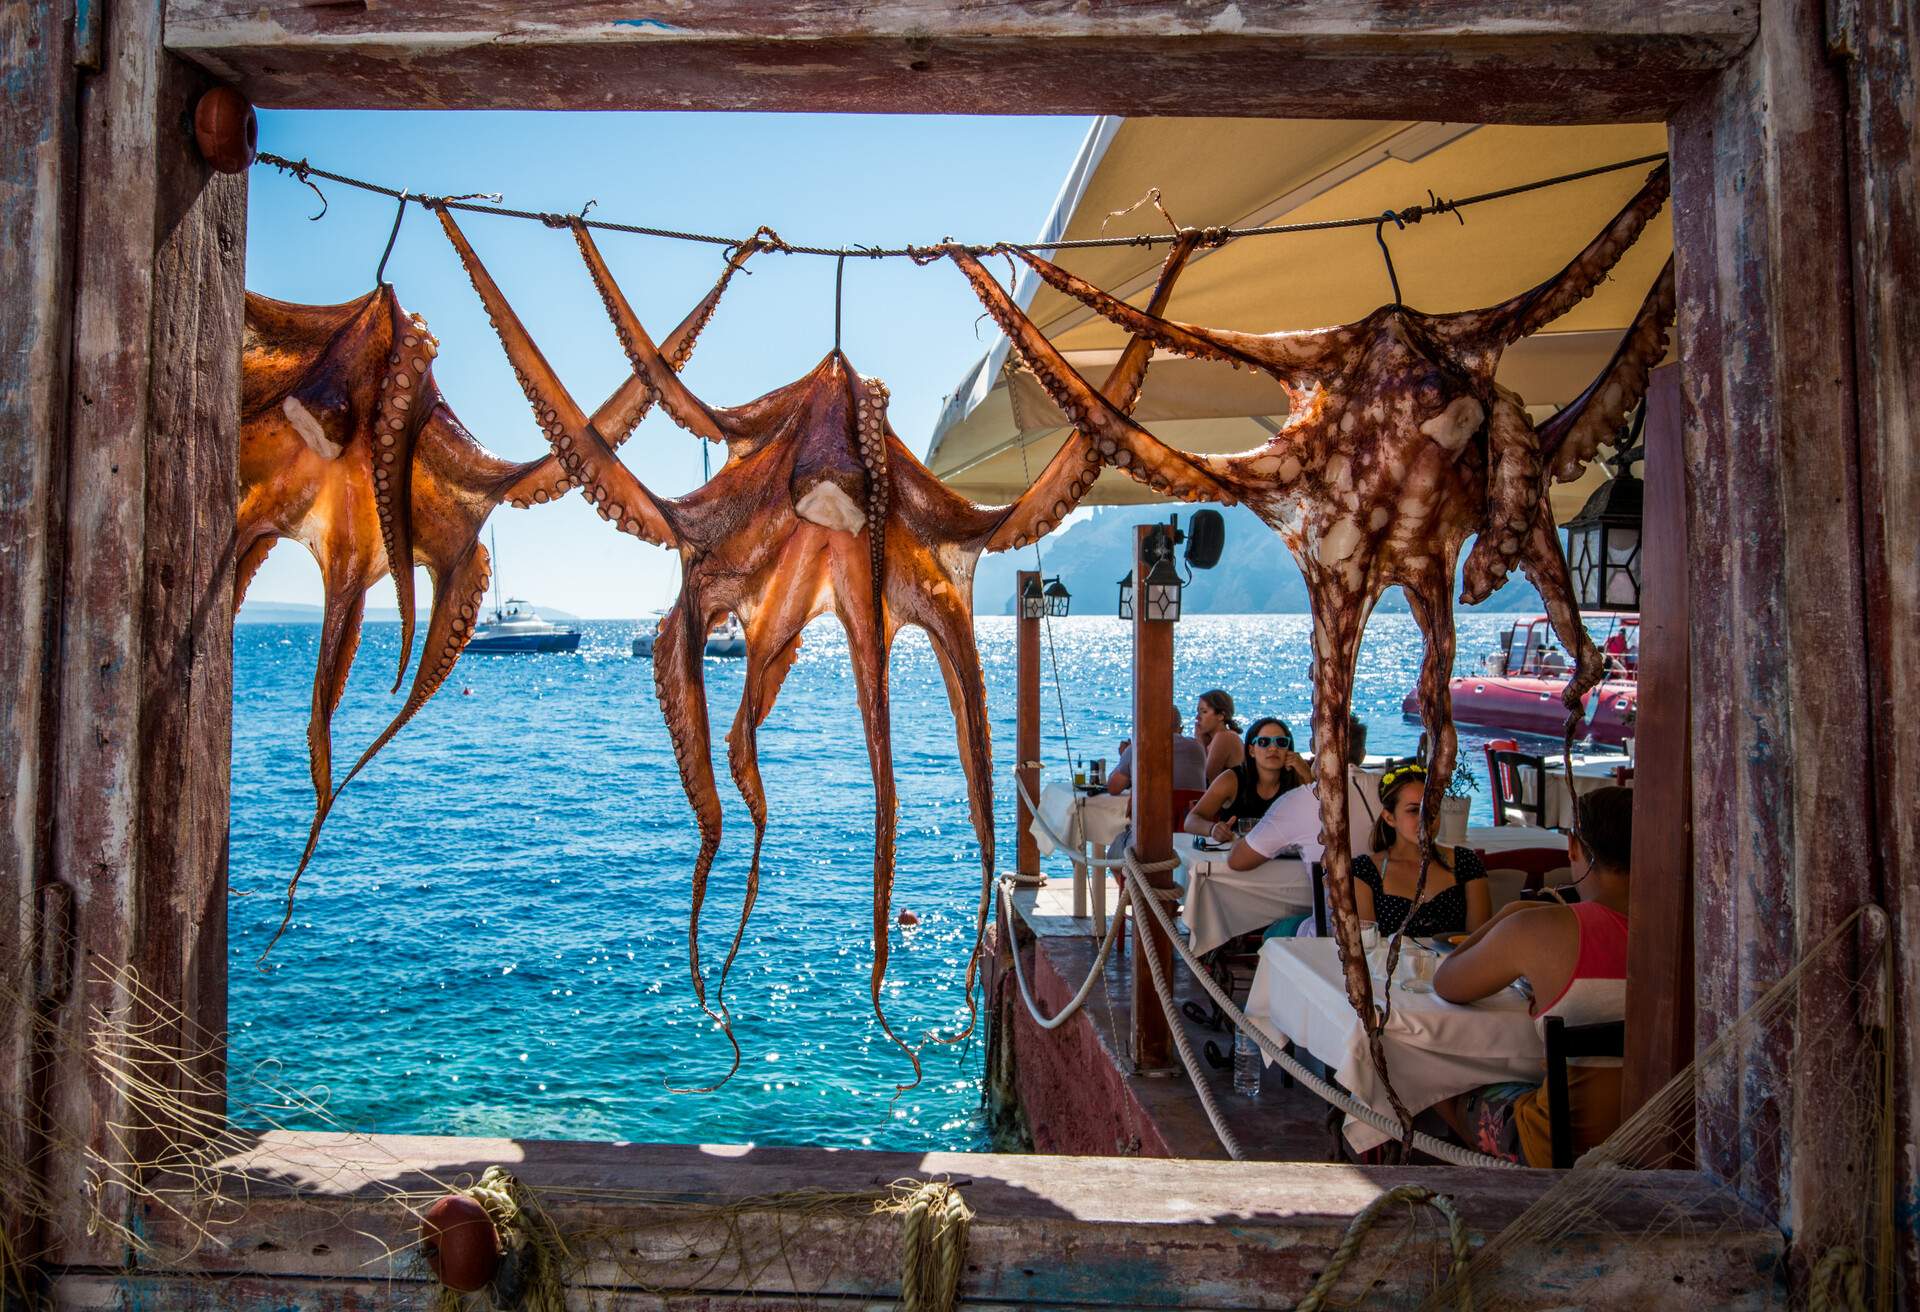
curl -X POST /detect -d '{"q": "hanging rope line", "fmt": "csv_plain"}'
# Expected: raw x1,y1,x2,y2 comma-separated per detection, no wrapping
255,150,1668,260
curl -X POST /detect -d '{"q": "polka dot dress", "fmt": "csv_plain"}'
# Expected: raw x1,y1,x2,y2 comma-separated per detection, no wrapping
1352,846,1488,937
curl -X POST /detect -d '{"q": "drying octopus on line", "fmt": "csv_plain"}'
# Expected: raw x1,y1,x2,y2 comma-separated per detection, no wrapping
237,247,759,949
929,163,1675,1131
433,201,1204,1089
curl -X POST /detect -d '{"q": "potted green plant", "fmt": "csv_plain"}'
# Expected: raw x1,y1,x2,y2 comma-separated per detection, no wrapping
1438,758,1477,846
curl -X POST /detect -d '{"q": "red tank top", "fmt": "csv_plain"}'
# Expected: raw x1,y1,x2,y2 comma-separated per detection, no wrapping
1536,901,1629,1021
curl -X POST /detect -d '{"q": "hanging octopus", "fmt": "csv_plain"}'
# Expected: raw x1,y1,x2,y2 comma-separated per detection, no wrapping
432,202,1202,1088
932,164,1674,1129
238,243,760,946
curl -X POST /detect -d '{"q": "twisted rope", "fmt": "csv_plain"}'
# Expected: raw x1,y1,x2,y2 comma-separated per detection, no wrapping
997,878,1131,1031
881,1180,973,1312
1011,771,1126,870
1809,1247,1866,1312
1296,1184,1474,1312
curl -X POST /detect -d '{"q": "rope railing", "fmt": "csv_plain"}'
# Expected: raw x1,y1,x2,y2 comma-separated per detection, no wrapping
1118,851,1516,1170
996,878,1131,1032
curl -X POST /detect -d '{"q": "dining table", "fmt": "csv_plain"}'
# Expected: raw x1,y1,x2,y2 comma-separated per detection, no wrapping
1171,823,1570,955
1244,937,1546,1153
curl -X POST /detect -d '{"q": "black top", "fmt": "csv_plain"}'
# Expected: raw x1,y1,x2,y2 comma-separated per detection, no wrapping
1351,846,1488,938
1219,763,1298,824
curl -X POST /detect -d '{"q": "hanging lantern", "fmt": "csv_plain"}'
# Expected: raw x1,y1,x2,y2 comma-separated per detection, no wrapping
1043,577,1072,618
1019,575,1047,621
1563,443,1644,613
1116,571,1134,620
1140,525,1183,623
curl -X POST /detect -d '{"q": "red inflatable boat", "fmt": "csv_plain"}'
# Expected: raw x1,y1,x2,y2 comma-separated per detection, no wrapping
1403,615,1639,747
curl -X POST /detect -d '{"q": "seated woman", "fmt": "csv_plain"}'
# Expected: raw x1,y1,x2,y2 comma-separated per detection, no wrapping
1352,764,1490,938
1183,717,1308,843
1192,689,1246,783
1432,786,1633,1167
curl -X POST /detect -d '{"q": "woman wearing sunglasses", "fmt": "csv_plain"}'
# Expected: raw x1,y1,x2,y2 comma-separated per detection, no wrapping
1182,717,1309,844
1353,764,1491,938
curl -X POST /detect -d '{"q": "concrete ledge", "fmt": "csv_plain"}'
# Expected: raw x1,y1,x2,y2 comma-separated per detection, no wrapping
53,1131,1783,1309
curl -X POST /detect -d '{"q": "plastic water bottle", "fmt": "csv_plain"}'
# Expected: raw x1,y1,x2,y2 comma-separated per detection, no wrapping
1233,1029,1261,1097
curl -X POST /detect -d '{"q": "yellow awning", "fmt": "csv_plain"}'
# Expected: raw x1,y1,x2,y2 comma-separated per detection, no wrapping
926,118,1671,520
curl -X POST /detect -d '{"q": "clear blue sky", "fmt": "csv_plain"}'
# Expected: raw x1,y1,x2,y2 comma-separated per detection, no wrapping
244,111,1094,618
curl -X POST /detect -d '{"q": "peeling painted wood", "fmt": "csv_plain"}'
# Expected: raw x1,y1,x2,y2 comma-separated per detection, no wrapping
160,1,1754,119
1669,0,1878,1280
1836,0,1920,1293
0,0,80,1281
94,1131,1783,1310
26,0,247,1266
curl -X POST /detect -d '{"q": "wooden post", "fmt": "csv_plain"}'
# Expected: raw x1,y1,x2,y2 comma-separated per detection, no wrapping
1129,525,1176,1073
1621,365,1693,1165
1014,570,1045,891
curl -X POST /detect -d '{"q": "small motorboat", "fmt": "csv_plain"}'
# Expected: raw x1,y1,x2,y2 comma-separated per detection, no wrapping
631,612,747,659
1404,614,1638,746
465,598,581,654
463,530,581,654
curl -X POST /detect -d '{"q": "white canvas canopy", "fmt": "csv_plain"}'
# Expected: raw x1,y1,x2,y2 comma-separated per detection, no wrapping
924,118,1672,520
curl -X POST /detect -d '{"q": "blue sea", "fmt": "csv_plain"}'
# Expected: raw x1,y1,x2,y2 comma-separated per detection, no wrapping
229,612,1547,1151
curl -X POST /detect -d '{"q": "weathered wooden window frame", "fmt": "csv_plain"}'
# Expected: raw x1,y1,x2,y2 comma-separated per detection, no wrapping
6,1,1913,1304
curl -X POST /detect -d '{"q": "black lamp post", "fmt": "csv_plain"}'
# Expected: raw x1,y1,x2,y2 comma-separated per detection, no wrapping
1043,577,1072,618
1564,443,1645,613
1140,524,1183,622
1116,571,1134,620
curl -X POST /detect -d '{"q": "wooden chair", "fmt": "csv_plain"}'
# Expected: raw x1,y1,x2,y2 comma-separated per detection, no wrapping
1486,747,1549,827
1543,1015,1627,1168
1171,787,1207,833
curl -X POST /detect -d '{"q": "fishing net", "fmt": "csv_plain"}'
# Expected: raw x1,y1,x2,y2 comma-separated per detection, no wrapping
0,902,1897,1308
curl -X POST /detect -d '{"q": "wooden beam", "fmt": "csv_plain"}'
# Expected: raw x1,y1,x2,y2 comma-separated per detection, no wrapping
162,1,1753,120
1620,364,1693,1164
1129,525,1174,1072
94,1132,1783,1309
0,0,81,1286
1669,0,1877,1283
20,0,248,1266
1835,0,1920,1294
1014,569,1042,887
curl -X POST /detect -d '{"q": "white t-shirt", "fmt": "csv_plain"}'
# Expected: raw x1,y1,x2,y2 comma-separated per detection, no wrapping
1245,784,1325,862
1244,771,1375,863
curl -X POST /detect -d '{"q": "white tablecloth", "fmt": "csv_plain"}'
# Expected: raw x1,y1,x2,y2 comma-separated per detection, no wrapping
1171,834,1313,956
1030,783,1130,857
1529,756,1629,829
1244,938,1545,1153
1467,824,1566,854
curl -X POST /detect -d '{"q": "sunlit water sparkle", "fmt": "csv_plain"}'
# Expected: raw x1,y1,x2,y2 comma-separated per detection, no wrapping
230,612,1553,1150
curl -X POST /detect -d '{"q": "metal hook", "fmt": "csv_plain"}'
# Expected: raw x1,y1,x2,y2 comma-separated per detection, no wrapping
290,158,328,221
375,190,409,287
1374,210,1405,307
833,251,847,352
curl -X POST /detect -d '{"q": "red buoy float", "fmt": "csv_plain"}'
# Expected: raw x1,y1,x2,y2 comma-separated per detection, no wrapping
420,1194,500,1293
192,85,257,174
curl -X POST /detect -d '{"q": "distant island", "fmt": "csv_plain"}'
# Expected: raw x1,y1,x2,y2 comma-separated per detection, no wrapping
971,504,1546,615
237,599,585,625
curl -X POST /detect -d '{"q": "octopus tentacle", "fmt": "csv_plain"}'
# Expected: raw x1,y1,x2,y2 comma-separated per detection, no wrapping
569,218,735,447
434,206,679,547
371,293,438,692
1450,163,1671,349
653,594,740,1092
1538,258,1676,484
941,245,1238,507
1382,573,1460,1030
304,581,368,831
910,578,998,1046
1460,388,1542,604
983,232,1205,552
235,533,276,609
715,567,820,1023
1303,584,1416,1131
1518,511,1607,721
997,244,1345,381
